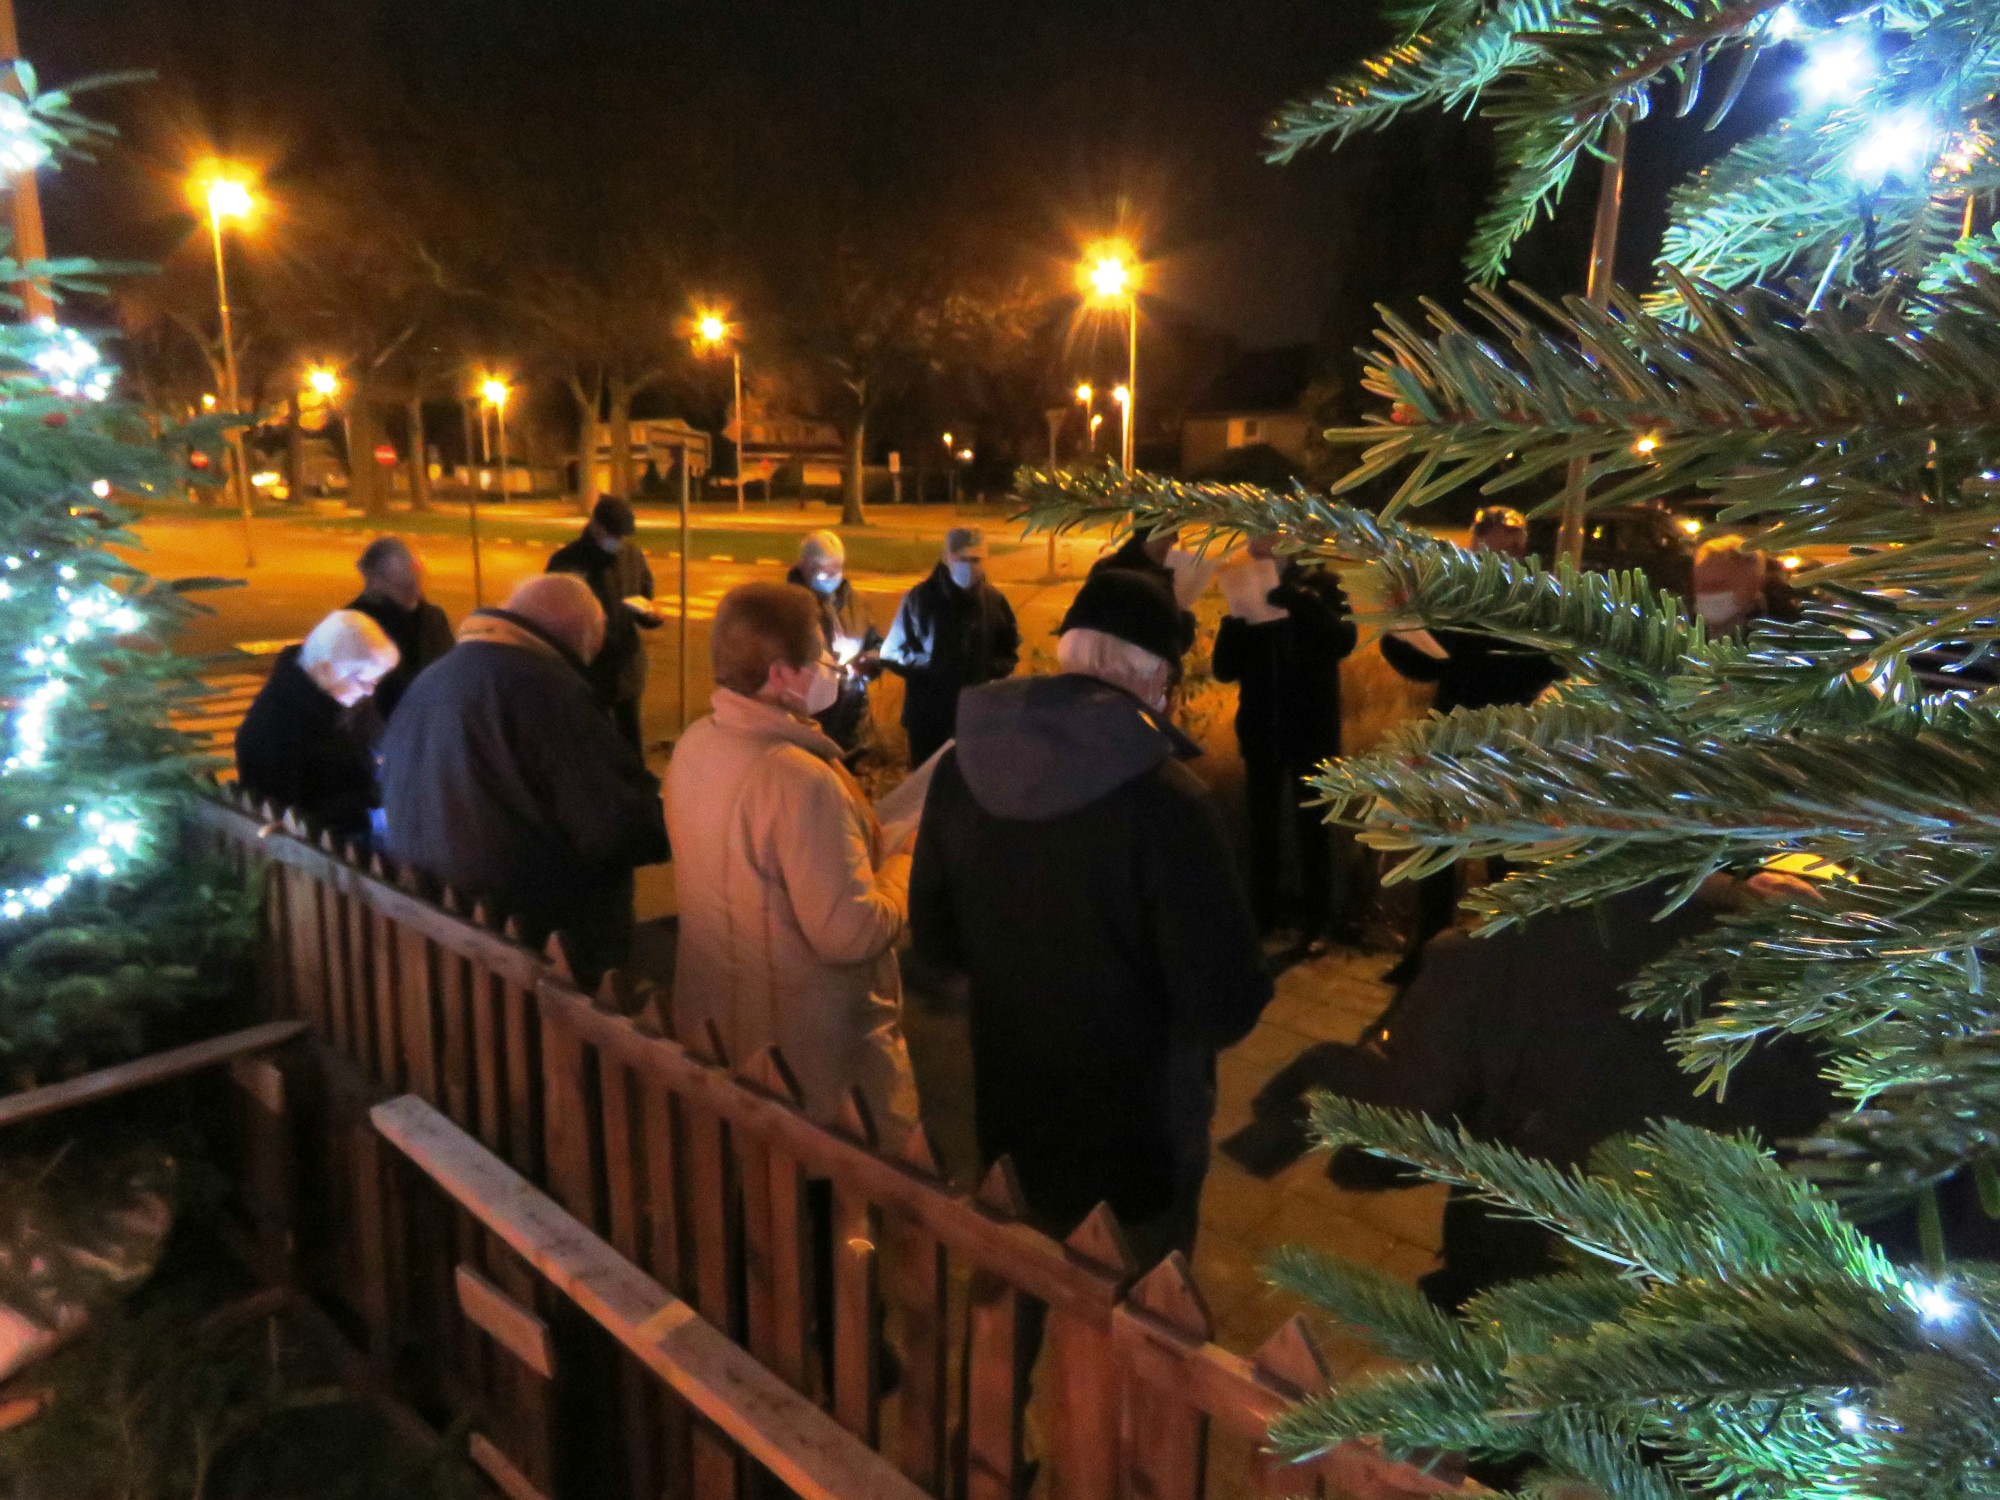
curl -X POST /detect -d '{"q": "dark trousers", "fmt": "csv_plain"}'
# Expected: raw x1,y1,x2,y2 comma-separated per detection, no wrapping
1243,753,1336,936
1402,857,1515,975
611,696,644,755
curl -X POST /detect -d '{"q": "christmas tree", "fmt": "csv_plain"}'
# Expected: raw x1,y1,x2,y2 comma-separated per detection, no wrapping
0,67,249,1092
1027,3,2000,1496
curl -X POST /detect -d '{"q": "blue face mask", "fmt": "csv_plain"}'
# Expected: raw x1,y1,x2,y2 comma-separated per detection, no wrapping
809,570,842,595
947,559,980,590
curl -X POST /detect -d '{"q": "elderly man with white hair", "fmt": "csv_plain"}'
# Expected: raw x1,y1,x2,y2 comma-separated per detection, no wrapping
909,568,1270,1271
236,609,400,841
377,572,669,984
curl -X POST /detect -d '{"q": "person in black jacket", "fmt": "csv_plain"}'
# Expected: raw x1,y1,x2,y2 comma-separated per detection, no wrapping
910,569,1272,1267
881,527,1019,767
346,536,453,717
547,495,663,752
1378,507,1560,981
377,573,669,986
785,529,881,758
1212,535,1359,944
1322,883,1832,1309
235,609,400,842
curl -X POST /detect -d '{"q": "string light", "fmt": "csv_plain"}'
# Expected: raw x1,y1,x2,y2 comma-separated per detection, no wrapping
1850,110,1936,183
1799,32,1876,106
29,320,112,401
1767,4,1808,41
1909,1281,1963,1325
0,94,49,176
1836,1406,1866,1433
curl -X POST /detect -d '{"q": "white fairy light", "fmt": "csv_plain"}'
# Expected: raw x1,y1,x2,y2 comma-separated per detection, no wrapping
1910,1281,1962,1324
1836,1405,1866,1432
1767,4,1808,40
1799,32,1875,105
29,320,112,401
1850,110,1936,183
89,479,110,499
0,94,49,176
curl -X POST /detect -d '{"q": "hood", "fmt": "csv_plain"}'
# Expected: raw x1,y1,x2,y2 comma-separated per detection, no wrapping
953,673,1199,821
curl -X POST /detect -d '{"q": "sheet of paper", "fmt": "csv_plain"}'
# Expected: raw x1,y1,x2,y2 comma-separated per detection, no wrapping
1219,558,1288,623
1165,548,1221,608
876,743,944,851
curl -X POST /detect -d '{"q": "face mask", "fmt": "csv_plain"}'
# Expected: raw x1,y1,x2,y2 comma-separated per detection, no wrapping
1694,591,1744,630
800,660,840,715
947,559,979,589
810,570,842,595
596,529,624,555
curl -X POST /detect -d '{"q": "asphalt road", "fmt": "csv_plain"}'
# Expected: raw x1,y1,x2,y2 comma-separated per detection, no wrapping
120,496,1111,757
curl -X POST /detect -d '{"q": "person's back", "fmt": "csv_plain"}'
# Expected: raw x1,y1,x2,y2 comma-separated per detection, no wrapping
1344,888,1832,1306
911,573,1269,1251
377,577,666,980
667,581,915,1129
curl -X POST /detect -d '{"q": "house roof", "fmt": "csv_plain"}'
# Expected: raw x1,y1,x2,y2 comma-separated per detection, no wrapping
1191,343,1316,415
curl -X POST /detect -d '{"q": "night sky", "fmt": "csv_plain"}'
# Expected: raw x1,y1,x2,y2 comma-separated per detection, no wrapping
21,2,1792,414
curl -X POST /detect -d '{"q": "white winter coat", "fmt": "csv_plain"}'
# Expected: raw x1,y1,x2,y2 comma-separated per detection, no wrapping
665,688,917,1132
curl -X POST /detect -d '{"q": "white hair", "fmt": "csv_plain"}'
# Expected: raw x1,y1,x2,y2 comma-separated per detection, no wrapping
1057,627,1174,710
298,609,399,700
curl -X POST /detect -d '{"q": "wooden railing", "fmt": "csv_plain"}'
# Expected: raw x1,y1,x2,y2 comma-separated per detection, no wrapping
188,789,1456,1500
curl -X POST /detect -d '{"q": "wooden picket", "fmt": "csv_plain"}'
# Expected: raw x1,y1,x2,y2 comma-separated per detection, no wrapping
186,789,1464,1500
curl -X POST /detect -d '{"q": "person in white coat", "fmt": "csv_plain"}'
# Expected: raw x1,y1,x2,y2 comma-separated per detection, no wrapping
666,580,917,1134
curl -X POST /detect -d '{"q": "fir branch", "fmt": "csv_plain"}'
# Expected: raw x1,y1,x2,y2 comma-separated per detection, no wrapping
1264,1244,1491,1367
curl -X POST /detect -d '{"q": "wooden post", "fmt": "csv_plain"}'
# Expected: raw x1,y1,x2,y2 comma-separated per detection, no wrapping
1556,106,1630,570
830,1090,882,1445
964,1159,1030,1500
1115,1253,1214,1500
884,1124,950,1490
1047,1205,1132,1499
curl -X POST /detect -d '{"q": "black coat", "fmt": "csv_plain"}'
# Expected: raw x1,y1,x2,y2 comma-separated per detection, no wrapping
1379,626,1559,713
910,674,1272,1227
345,591,453,717
547,532,656,707
1211,562,1357,767
376,610,669,933
234,646,380,840
786,564,881,752
881,563,1020,751
1342,890,1831,1308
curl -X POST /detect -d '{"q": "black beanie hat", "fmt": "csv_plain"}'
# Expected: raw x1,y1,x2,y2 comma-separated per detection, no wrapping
592,494,637,537
1058,568,1185,663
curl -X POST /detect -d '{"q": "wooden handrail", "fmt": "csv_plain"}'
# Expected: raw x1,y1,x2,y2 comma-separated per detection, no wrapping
373,1094,933,1500
0,1019,305,1131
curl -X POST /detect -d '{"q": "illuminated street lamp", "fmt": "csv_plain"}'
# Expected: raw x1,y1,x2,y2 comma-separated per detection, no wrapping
195,164,257,564
468,375,510,606
305,366,339,399
693,308,746,513
1079,242,1140,471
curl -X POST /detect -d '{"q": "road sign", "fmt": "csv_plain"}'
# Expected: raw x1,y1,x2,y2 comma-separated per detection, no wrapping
373,443,397,466
887,451,900,473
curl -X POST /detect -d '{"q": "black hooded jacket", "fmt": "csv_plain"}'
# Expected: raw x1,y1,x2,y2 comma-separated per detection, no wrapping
234,646,379,840
909,673,1271,1226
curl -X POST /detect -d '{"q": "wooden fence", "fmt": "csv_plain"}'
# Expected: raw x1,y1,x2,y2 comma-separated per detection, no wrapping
187,789,1456,1500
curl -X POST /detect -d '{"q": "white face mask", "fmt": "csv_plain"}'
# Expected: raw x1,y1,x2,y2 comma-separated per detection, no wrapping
809,570,842,595
947,559,980,589
1694,591,1745,630
799,660,840,716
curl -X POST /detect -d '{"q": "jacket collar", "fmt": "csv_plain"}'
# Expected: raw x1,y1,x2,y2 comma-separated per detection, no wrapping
456,608,592,681
709,687,843,761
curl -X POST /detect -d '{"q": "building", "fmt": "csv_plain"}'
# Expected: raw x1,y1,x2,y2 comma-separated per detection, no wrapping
589,418,712,496
1179,344,1318,474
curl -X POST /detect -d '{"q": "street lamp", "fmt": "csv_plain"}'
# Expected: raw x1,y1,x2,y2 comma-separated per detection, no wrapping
1112,384,1131,477
1079,242,1140,471
470,376,509,606
305,366,338,399
693,309,745,513
196,165,257,565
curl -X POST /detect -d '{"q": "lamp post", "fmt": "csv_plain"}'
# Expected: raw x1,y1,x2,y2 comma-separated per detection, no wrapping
1081,245,1139,471
0,0,52,322
199,168,256,566
695,311,745,512
1112,384,1131,476
473,376,508,606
